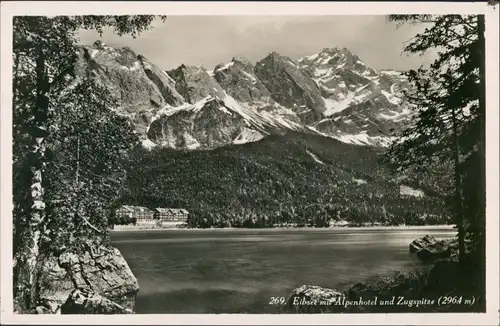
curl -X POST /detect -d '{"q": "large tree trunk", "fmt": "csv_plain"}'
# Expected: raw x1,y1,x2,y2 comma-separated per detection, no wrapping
13,42,50,312
451,104,465,264
12,52,24,255
13,53,20,103
75,136,80,184
476,14,486,259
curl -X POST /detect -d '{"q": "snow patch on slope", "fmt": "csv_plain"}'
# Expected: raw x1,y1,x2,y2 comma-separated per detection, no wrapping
141,138,157,150
378,105,413,122
306,53,319,61
322,84,372,116
380,70,401,76
140,58,177,85
224,92,303,132
241,71,258,84
306,149,325,165
381,90,402,105
233,127,265,145
120,60,142,72
215,61,235,72
400,185,425,197
152,96,214,121
183,132,201,150
353,178,367,185
323,94,355,116
335,133,397,147
222,92,264,128
307,126,397,148
90,49,100,59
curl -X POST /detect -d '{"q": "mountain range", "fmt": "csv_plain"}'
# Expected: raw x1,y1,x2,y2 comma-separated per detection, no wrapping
74,40,450,227
76,41,414,150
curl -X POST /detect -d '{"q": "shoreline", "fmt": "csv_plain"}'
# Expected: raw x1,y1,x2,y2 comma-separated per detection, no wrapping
109,224,455,232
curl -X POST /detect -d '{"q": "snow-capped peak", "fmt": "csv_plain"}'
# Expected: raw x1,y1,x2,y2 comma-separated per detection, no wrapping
78,41,413,150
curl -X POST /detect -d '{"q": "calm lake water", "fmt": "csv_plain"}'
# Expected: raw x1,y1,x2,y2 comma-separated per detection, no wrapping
110,227,455,314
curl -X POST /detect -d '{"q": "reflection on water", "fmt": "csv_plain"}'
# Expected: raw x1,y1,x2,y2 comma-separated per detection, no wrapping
110,227,455,314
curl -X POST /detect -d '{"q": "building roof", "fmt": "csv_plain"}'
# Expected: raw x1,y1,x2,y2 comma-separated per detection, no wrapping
119,205,154,214
154,208,190,214
154,208,170,213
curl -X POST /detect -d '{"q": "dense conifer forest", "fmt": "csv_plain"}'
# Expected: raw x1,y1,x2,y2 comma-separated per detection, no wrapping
117,132,452,228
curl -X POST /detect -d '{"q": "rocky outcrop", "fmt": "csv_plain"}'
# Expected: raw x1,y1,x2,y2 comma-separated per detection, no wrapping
287,254,484,314
213,57,273,104
286,270,431,314
297,48,414,146
285,235,475,314
60,288,133,314
212,57,303,126
147,60,308,149
416,241,452,261
143,64,272,149
286,285,344,313
75,41,182,136
409,234,457,261
138,55,185,106
33,245,138,314
409,234,438,253
147,97,249,149
255,52,326,124
346,271,426,302
167,64,226,103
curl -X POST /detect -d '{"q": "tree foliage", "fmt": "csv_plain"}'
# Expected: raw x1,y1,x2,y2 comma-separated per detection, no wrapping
12,15,165,312
41,79,139,251
386,14,486,263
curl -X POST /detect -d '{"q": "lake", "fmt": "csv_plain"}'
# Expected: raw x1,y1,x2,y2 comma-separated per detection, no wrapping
110,226,455,314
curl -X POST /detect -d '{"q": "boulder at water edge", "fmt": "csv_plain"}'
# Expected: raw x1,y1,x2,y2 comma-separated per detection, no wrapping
60,288,133,314
286,285,344,313
34,245,139,314
409,234,437,253
409,234,454,261
416,240,451,261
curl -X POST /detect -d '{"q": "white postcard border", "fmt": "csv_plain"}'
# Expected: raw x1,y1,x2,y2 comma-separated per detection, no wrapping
1,2,498,325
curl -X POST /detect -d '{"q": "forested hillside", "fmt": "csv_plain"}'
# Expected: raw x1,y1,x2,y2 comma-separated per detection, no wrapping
118,132,451,228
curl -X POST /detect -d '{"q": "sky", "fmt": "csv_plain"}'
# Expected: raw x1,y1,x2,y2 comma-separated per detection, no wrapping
77,16,436,72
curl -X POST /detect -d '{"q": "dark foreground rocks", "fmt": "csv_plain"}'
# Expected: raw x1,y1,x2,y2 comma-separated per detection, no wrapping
60,288,133,314
409,234,459,261
416,240,452,261
409,234,437,253
28,245,138,314
287,268,431,314
287,235,483,314
287,259,483,314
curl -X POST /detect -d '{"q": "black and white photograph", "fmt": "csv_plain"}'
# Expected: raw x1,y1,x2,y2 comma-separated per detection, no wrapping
1,1,499,325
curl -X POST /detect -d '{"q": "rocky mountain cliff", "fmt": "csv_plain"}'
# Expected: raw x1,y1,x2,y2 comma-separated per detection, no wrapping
76,41,414,149
298,47,413,146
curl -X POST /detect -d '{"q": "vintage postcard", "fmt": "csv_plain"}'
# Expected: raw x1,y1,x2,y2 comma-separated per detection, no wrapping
0,1,499,325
